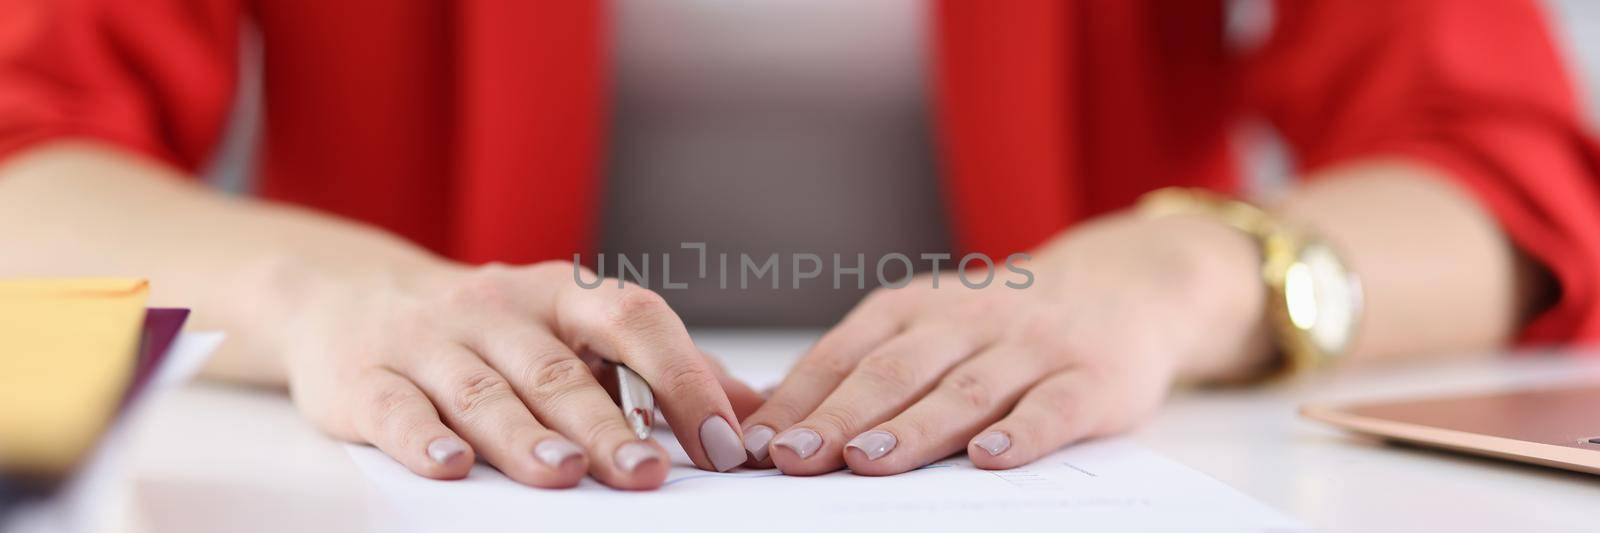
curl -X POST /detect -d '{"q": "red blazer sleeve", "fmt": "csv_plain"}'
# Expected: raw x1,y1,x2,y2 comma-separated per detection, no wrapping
0,0,240,172
1251,0,1600,344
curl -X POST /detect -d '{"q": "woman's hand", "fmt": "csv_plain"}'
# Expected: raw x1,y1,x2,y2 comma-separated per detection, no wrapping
738,213,1272,475
279,261,763,490
0,144,765,489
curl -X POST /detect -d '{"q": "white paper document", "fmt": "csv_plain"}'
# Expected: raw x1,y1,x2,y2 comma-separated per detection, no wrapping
347,431,1302,533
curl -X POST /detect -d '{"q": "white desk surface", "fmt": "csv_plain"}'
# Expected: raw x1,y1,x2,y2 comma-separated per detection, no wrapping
125,330,1600,533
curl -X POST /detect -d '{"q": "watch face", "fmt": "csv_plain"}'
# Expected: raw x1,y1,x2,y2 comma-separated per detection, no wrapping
1283,240,1360,356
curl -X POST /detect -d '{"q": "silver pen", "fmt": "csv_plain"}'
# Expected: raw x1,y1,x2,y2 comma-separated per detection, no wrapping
616,364,655,440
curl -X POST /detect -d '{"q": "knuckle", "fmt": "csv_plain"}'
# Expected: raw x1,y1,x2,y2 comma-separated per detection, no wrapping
939,371,997,411
606,288,672,329
898,415,940,444
367,384,412,422
808,408,863,434
1038,387,1084,422
445,270,517,311
1016,313,1070,354
581,416,633,447
531,260,589,286
801,343,859,381
1017,313,1056,342
656,357,719,399
947,299,1002,328
530,259,577,275
479,261,514,275
384,306,436,342
450,370,515,417
524,356,593,400
854,353,920,392
361,384,430,447
755,400,810,425
858,287,907,313
365,386,415,434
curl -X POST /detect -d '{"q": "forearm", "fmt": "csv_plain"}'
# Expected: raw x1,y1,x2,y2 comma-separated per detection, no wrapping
1276,157,1552,361
1063,157,1553,383
0,141,456,386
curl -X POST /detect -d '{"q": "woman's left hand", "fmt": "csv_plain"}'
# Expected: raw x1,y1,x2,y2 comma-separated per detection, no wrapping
738,212,1273,475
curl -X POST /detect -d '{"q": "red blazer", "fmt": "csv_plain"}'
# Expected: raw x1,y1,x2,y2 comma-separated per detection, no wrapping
2,0,1599,343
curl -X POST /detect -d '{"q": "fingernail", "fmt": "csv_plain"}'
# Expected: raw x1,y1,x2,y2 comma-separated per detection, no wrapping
534,438,584,469
973,431,1011,456
426,438,466,465
771,428,823,459
614,441,662,473
845,430,897,461
743,425,775,462
699,416,746,472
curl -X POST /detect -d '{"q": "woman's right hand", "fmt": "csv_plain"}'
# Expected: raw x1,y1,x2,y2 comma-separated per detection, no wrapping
278,260,762,490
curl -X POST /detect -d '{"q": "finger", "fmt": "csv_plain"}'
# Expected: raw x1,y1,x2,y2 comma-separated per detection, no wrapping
966,369,1106,470
466,323,671,490
769,326,986,476
737,301,905,467
844,344,1055,475
348,368,474,480
396,343,589,488
702,351,764,419
555,284,746,472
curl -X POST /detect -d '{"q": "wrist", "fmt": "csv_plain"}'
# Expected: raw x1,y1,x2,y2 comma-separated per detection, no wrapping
1147,214,1277,383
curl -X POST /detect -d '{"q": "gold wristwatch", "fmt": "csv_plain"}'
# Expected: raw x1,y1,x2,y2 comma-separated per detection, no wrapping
1136,187,1363,380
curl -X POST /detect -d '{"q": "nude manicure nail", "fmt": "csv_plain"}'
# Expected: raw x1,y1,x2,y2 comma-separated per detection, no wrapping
614,441,662,472
771,428,823,459
426,438,466,465
700,416,746,472
534,439,583,469
973,431,1011,456
845,430,897,461
743,425,776,462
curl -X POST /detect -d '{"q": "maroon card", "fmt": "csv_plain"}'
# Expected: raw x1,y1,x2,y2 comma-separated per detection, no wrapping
123,308,190,405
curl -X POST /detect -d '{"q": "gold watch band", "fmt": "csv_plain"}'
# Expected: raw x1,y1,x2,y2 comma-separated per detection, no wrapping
1136,187,1363,381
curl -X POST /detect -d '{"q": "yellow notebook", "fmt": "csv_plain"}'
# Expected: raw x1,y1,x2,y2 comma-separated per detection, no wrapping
0,278,148,476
